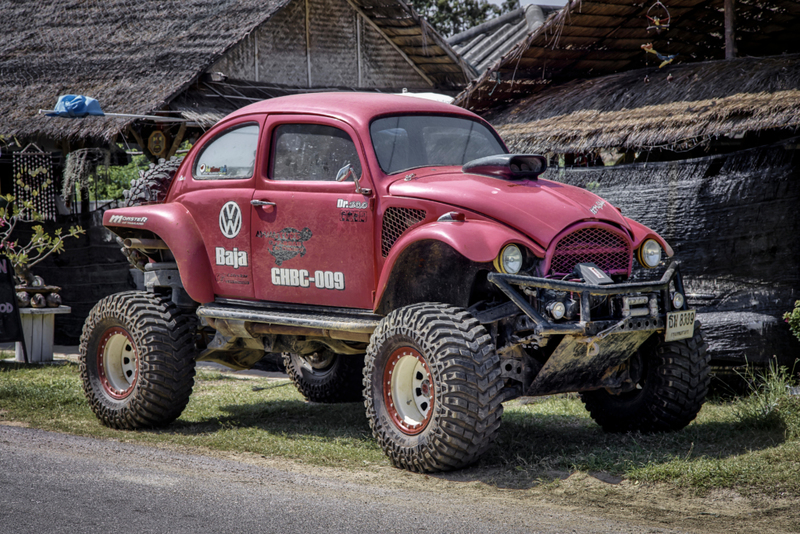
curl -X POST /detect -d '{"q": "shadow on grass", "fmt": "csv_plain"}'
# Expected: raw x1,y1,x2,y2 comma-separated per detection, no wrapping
147,392,790,490
166,399,372,441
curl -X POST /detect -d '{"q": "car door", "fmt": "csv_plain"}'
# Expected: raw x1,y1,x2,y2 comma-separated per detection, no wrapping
177,119,261,299
250,115,376,309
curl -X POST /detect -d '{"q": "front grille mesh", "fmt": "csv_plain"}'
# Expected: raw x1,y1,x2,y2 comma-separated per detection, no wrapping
381,207,426,257
549,227,631,276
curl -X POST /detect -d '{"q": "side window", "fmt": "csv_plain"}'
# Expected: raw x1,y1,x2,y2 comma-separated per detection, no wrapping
194,124,259,180
272,124,362,181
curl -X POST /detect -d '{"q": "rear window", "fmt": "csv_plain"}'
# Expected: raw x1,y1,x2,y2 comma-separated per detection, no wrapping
194,124,259,180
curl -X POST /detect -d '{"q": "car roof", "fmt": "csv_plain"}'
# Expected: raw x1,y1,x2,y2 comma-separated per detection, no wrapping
225,92,481,128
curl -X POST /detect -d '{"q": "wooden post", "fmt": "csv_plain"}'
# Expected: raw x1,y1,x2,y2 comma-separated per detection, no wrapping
166,123,187,159
306,0,312,88
724,0,736,59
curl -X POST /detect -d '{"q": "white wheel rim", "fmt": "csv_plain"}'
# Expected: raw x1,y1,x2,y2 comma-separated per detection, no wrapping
384,347,433,434
98,327,138,399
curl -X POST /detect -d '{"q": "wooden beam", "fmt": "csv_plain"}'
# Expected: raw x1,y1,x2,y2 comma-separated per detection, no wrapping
345,0,435,87
725,0,736,59
306,0,312,88
167,123,187,159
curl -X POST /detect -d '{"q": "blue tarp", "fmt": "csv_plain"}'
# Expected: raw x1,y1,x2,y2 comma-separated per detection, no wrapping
46,95,105,118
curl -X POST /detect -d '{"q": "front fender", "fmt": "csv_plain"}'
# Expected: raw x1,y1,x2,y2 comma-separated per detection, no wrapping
625,217,674,257
104,204,215,303
374,220,544,312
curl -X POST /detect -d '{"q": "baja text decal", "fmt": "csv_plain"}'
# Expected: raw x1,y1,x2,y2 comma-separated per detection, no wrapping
219,201,242,238
256,227,312,266
271,268,345,291
109,215,148,226
215,247,248,269
337,199,368,210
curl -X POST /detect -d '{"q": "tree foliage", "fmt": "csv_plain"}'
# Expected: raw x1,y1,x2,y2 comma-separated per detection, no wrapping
410,0,521,37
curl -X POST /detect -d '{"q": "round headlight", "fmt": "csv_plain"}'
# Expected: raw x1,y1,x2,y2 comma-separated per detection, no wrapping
638,239,662,269
547,301,566,320
672,292,685,310
496,244,523,274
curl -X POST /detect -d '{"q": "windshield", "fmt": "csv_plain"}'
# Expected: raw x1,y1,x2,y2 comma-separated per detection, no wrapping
370,115,506,175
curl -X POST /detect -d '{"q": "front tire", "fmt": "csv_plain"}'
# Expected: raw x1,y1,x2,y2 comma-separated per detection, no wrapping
79,291,197,429
581,322,709,432
283,351,364,403
364,303,504,472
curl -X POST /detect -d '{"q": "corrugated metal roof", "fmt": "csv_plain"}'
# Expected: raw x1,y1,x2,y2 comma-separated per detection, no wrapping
447,5,561,74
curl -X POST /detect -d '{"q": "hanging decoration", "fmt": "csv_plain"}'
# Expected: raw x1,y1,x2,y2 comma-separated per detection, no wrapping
641,43,678,68
62,148,110,208
12,144,56,221
646,1,671,32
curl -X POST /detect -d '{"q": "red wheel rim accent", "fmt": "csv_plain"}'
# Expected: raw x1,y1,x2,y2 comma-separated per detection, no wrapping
382,347,434,435
97,327,138,400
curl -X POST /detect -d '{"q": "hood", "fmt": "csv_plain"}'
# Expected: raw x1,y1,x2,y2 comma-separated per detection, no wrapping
388,169,632,248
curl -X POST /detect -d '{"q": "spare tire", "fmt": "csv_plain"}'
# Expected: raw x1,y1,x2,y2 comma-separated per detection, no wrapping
123,156,183,207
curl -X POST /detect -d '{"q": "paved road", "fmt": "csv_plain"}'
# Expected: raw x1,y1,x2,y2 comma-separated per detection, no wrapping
0,425,684,534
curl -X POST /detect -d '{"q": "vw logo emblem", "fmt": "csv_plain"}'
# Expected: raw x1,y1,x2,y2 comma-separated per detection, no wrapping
219,201,242,239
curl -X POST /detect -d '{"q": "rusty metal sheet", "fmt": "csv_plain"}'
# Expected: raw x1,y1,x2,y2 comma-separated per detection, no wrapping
526,330,653,396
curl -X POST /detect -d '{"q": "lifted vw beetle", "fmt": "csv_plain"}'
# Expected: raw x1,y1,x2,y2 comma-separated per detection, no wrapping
81,93,709,472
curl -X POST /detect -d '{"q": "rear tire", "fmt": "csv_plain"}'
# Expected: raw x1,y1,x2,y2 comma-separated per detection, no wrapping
364,303,503,472
79,291,197,429
283,351,364,403
580,322,709,432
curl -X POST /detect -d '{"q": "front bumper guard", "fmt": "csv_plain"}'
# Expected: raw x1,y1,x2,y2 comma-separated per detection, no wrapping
487,261,690,396
486,260,686,337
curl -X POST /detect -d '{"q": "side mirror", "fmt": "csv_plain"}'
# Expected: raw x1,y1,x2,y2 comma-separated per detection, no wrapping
336,163,371,195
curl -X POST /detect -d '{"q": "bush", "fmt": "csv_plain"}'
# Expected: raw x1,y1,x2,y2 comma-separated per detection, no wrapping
784,300,800,342
735,361,793,430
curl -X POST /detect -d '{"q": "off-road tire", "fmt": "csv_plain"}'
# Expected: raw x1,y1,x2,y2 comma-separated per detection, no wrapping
364,303,504,472
283,352,365,403
122,157,182,207
79,291,197,429
580,322,709,432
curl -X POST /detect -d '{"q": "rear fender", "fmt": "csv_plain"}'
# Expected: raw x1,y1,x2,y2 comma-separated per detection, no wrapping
374,221,544,313
104,204,214,303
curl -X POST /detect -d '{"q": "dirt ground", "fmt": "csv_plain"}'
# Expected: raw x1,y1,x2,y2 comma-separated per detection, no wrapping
215,448,800,534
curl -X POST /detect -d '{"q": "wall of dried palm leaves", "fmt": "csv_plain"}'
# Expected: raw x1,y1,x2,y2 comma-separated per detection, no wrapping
546,138,800,365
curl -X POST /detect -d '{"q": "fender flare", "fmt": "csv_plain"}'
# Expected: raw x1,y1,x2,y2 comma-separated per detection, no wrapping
625,217,674,257
374,220,544,312
104,204,215,303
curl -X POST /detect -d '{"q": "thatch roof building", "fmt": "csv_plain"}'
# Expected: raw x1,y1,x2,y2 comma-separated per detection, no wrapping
489,54,800,154
1,0,472,146
455,0,800,115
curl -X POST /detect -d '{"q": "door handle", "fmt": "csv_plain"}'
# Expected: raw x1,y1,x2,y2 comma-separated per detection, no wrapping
250,200,276,207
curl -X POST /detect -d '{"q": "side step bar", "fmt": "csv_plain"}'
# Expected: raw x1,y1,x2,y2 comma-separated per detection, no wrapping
197,302,381,342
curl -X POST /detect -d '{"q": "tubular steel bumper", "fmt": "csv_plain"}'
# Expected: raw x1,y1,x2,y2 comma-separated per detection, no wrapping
488,261,690,396
486,260,686,337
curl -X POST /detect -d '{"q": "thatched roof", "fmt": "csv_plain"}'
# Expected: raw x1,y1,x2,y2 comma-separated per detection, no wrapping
455,0,800,114
490,54,800,153
0,0,469,143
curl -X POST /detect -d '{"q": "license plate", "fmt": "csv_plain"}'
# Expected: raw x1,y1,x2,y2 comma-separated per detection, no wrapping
665,309,696,342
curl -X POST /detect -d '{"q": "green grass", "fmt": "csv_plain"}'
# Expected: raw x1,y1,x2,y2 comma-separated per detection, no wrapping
2,361,800,494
